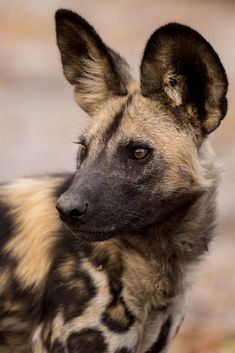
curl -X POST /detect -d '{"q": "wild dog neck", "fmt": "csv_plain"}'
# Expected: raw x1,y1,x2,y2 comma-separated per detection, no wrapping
120,179,216,297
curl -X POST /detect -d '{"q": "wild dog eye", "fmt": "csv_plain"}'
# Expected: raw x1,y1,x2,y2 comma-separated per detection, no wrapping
132,148,149,160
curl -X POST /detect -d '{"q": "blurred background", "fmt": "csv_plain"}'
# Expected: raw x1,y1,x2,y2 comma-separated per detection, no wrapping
0,0,234,352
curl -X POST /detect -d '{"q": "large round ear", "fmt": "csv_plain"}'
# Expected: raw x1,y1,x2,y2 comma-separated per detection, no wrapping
140,23,228,135
55,9,132,115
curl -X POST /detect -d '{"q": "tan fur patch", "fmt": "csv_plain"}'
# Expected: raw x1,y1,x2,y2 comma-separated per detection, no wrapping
1,177,64,289
0,267,10,294
127,80,140,94
163,69,184,107
32,325,47,353
74,53,112,114
122,247,171,311
105,301,130,326
3,298,25,314
57,254,78,280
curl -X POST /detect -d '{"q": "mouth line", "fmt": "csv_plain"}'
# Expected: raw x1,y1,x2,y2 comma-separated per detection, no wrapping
64,224,119,240
58,214,116,234
60,218,158,239
72,229,117,241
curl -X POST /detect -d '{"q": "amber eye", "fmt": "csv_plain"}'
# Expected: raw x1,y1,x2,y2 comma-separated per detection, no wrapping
133,148,149,160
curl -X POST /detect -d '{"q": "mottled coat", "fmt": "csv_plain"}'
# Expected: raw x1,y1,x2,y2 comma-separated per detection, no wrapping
0,9,228,353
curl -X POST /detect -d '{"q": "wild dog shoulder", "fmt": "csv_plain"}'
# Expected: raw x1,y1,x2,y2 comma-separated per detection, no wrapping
0,175,72,290
0,175,75,352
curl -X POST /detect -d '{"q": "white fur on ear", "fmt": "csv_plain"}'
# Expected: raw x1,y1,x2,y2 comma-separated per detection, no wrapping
163,69,184,107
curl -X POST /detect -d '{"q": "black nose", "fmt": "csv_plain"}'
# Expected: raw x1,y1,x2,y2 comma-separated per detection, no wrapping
56,194,88,223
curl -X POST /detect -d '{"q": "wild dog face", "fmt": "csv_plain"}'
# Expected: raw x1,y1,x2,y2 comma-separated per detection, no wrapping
55,10,228,240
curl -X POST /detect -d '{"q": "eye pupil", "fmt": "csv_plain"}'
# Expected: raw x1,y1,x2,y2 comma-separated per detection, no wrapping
133,148,148,160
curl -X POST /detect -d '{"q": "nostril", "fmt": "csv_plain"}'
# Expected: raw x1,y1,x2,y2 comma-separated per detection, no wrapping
56,197,89,223
69,208,84,220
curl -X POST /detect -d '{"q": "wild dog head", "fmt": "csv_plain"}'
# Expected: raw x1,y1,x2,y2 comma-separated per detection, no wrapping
55,9,228,241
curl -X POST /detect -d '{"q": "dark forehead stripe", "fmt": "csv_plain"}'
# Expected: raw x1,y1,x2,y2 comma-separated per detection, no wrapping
103,107,125,144
147,316,172,353
103,95,133,144
67,328,107,353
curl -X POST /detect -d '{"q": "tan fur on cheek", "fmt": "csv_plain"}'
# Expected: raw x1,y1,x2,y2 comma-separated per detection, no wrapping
2,178,63,290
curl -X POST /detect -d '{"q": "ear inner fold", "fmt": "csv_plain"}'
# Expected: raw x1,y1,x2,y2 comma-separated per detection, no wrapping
140,23,228,134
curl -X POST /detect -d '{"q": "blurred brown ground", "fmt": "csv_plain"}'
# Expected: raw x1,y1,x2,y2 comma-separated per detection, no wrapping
0,1,234,352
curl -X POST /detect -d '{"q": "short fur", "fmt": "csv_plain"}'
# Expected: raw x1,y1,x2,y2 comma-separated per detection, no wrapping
0,9,228,353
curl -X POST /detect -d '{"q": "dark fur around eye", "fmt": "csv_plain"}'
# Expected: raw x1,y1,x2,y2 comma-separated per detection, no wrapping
132,148,149,160
127,142,152,162
77,143,87,164
116,140,153,163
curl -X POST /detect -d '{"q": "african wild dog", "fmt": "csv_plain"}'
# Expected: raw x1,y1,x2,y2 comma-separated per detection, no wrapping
0,8,228,353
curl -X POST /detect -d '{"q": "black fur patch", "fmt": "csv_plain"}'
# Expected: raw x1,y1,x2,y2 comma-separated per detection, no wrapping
4,280,41,320
103,96,132,144
0,201,15,248
43,251,96,322
67,328,107,353
90,244,123,302
147,316,172,352
102,297,135,333
0,331,7,345
51,340,65,353
115,348,132,353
